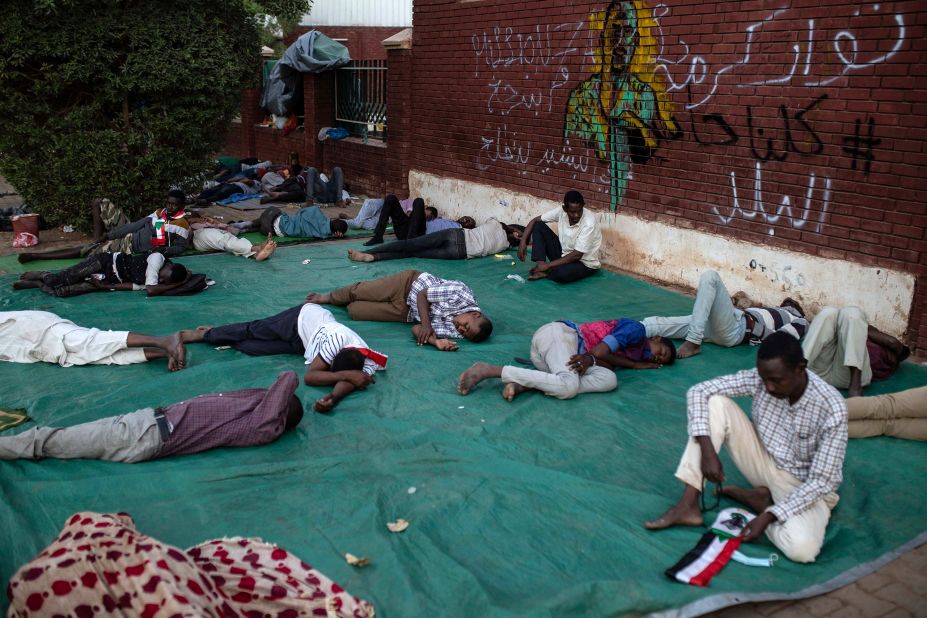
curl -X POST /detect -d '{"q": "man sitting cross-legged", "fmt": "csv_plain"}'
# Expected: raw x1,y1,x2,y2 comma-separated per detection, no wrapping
306,269,491,351
642,270,809,359
0,310,186,371
348,218,523,263
518,189,602,283
457,317,676,401
0,371,301,462
801,305,910,397
645,331,847,564
13,251,189,297
179,304,386,412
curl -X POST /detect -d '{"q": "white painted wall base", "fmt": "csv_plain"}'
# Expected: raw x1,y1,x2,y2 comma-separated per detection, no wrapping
409,170,915,338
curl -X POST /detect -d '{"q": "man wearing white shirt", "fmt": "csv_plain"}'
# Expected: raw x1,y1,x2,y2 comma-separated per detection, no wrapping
179,304,386,412
518,190,602,283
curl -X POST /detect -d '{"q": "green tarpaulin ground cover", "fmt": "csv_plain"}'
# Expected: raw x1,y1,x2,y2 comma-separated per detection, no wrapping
1,241,925,616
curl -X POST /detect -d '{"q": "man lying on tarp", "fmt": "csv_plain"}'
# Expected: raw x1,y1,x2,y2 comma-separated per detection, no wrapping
645,331,847,563
179,304,386,412
0,371,301,462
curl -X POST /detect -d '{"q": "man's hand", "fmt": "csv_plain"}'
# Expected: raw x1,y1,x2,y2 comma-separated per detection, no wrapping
333,231,345,238
517,243,527,262
343,371,374,390
739,512,776,542
416,323,435,346
568,353,594,375
435,339,459,352
314,394,336,413
698,437,725,483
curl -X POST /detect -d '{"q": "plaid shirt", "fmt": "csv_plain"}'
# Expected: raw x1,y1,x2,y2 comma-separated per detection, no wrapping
687,368,847,522
405,272,480,339
158,371,298,458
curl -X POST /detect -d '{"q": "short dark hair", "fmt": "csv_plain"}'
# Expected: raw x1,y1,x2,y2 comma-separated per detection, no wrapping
284,395,304,431
757,331,805,369
563,190,585,207
330,219,348,235
167,189,186,202
425,206,439,218
331,348,365,372
167,263,188,283
471,316,493,343
660,336,677,366
259,207,282,235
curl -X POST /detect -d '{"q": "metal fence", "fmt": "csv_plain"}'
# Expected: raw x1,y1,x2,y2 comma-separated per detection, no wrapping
335,60,387,141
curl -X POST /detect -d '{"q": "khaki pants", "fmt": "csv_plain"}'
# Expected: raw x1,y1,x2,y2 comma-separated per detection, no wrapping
329,269,421,322
847,386,927,441
500,322,617,399
802,306,872,389
0,408,162,462
192,228,255,257
675,396,838,563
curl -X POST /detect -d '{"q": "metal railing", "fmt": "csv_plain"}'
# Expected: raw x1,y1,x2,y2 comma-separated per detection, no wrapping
335,60,387,142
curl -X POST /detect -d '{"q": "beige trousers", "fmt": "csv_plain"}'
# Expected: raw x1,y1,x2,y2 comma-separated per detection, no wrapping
675,396,838,563
192,228,254,257
847,386,927,441
500,322,617,400
802,306,872,389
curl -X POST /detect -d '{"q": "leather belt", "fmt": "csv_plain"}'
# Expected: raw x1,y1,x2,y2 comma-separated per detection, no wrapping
153,408,172,442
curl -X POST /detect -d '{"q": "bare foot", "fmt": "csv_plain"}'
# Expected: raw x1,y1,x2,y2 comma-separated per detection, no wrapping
179,328,210,343
19,271,46,281
255,235,277,261
305,292,331,304
527,271,548,280
676,341,702,359
12,280,40,290
644,503,705,530
348,249,375,262
719,485,773,513
457,362,502,395
164,332,187,372
502,382,530,401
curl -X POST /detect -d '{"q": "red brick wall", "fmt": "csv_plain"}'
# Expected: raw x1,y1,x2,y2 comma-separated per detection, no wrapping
409,0,927,351
287,26,405,60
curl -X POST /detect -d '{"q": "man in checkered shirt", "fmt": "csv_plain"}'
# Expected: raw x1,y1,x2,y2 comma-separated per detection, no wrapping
645,331,848,563
307,269,492,351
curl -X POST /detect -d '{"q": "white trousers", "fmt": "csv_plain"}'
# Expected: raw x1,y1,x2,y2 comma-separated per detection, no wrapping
642,270,746,346
192,228,255,257
802,306,872,389
0,408,162,463
675,396,837,563
500,322,617,399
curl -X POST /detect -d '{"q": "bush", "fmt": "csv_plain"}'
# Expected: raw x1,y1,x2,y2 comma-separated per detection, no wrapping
0,0,307,228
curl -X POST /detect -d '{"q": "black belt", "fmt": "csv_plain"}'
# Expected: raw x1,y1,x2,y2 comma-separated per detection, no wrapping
153,408,172,442
742,312,756,345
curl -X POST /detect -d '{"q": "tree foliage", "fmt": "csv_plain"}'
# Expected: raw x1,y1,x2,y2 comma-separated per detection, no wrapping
0,0,308,227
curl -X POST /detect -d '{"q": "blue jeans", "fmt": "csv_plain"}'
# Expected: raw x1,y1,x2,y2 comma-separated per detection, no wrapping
642,270,746,346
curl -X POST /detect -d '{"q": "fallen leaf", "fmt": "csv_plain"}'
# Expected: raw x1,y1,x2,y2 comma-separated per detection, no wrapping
344,553,370,567
387,519,410,533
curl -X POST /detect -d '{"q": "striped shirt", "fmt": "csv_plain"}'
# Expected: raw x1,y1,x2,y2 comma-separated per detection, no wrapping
744,306,808,344
406,272,480,339
687,368,847,522
297,304,378,375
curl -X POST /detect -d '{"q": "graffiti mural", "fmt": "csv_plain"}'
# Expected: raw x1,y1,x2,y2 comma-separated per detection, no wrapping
565,0,680,211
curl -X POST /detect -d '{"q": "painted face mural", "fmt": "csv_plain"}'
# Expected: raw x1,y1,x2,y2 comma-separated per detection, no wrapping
566,0,680,210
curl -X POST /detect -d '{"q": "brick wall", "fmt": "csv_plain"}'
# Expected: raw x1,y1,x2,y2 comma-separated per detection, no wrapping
409,0,927,351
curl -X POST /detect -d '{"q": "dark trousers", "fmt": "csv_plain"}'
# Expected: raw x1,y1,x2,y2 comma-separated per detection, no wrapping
373,195,426,240
271,177,306,202
304,166,344,203
198,183,243,203
203,305,304,356
43,253,112,289
530,223,597,284
368,228,467,261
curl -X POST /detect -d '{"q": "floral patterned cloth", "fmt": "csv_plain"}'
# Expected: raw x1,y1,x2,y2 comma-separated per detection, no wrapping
7,512,375,618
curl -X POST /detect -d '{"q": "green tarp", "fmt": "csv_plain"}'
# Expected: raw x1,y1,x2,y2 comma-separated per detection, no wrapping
1,241,925,616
